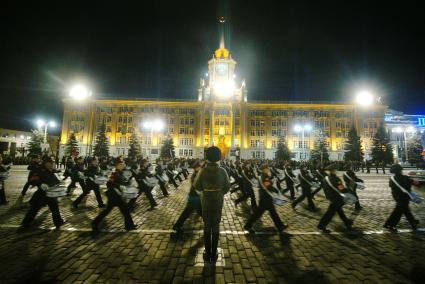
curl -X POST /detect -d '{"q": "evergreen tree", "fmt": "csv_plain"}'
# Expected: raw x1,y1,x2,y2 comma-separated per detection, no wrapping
128,133,142,159
371,125,394,166
93,123,109,158
27,130,44,156
310,135,329,163
65,132,79,156
407,134,424,165
160,136,175,159
344,126,364,162
275,136,291,162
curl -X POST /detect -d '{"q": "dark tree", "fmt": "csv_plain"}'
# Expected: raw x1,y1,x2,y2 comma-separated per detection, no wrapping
65,132,79,156
160,136,175,159
275,136,291,162
371,125,394,166
27,130,43,156
344,126,364,162
407,134,424,165
93,124,109,158
310,135,329,163
128,133,141,159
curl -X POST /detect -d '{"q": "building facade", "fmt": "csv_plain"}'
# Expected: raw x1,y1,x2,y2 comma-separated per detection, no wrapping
385,110,425,162
59,28,387,161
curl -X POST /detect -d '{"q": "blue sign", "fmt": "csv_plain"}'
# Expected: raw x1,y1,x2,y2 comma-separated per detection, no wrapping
419,117,425,126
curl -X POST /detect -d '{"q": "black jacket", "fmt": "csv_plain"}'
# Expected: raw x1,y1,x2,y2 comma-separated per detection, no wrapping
389,174,413,203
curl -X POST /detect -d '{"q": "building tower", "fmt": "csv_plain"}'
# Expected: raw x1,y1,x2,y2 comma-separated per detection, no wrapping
197,17,247,158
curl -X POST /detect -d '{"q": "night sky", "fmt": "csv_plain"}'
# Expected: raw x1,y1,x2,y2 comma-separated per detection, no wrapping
1,1,424,132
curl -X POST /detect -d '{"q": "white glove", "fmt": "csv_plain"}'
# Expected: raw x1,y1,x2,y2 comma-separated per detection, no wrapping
41,184,49,191
120,185,126,191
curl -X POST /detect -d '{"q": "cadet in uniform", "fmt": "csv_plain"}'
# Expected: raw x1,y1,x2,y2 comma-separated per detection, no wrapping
173,160,203,233
73,157,105,208
244,164,286,233
317,164,353,233
282,165,296,200
234,162,257,211
384,164,419,232
343,170,364,210
21,157,65,228
92,160,137,231
194,146,230,263
0,155,11,205
21,154,41,196
67,156,86,195
292,166,316,211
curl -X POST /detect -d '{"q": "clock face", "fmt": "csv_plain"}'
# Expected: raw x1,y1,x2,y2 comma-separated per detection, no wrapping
215,63,228,75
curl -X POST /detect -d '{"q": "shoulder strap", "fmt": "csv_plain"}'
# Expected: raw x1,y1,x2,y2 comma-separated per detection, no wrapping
343,172,354,182
325,176,344,197
299,173,312,186
390,176,413,199
284,169,295,183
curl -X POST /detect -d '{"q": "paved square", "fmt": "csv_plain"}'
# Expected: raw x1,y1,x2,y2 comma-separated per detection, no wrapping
1,166,425,283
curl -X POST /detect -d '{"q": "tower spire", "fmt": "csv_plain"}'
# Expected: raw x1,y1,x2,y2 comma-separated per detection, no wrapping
219,16,225,48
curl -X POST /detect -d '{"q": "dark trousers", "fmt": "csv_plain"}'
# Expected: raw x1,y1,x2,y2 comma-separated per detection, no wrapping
92,191,134,229
158,181,169,196
167,174,178,188
22,191,63,226
283,184,295,199
73,183,104,207
235,185,257,211
0,184,6,204
385,202,416,227
176,173,183,183
245,198,284,230
352,190,361,209
128,186,157,209
174,198,202,228
312,186,322,196
318,202,350,229
21,182,31,195
182,169,188,179
293,188,315,209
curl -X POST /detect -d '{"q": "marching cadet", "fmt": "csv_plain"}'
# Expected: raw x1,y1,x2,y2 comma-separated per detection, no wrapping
343,170,364,210
92,160,137,231
67,156,86,195
292,166,316,211
194,146,230,263
384,164,419,232
21,154,41,196
129,159,158,211
270,161,284,191
244,164,286,233
173,160,204,233
0,155,11,205
166,161,179,189
312,167,327,196
282,165,296,200
21,156,66,228
317,164,353,233
72,157,105,208
154,160,169,196
234,162,257,212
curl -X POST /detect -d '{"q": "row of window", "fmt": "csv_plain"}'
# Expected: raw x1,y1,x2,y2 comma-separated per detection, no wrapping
250,110,353,118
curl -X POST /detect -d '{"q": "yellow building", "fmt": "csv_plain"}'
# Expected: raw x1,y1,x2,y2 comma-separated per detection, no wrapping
60,20,386,161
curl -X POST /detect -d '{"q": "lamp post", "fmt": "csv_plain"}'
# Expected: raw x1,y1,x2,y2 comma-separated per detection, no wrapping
142,119,165,157
37,120,56,144
294,124,312,161
393,126,415,163
68,84,93,156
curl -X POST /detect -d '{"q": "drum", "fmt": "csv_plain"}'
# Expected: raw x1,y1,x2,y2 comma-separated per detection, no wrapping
161,173,169,182
0,172,10,180
410,192,423,204
46,185,68,198
121,186,139,199
94,176,108,185
342,192,358,205
145,177,158,187
356,182,366,190
311,182,320,191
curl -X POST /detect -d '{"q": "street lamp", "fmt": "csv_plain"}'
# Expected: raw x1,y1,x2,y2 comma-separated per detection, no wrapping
36,119,56,144
393,126,416,162
69,84,92,101
356,90,374,107
142,119,165,156
294,124,312,161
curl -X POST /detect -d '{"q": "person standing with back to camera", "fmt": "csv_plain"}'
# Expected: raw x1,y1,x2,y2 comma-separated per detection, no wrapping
194,146,230,263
